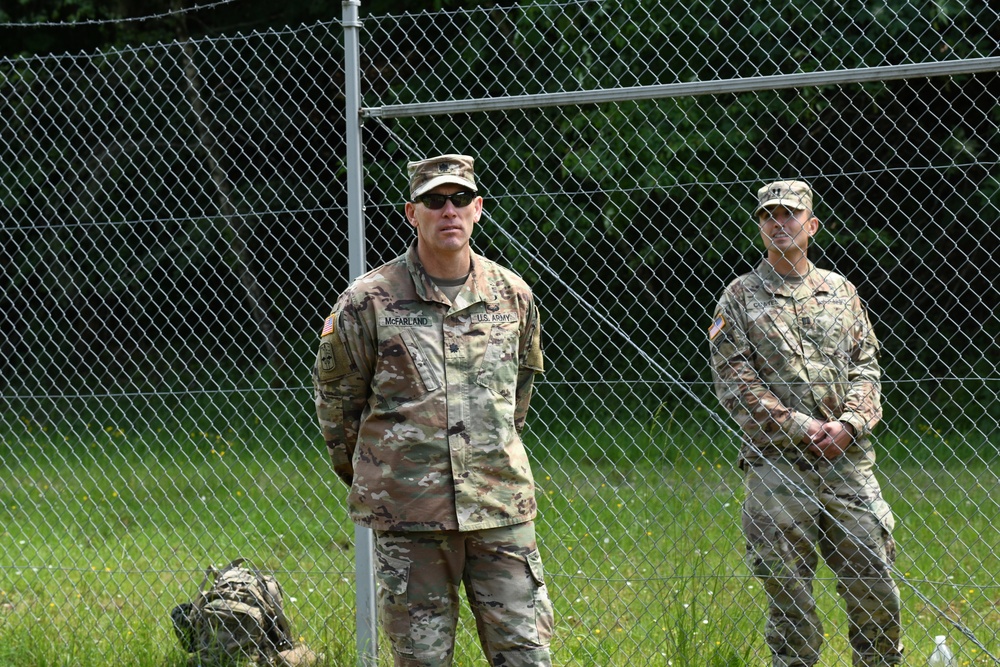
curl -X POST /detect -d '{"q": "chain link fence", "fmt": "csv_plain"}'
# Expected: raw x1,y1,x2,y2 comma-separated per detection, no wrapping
2,0,999,665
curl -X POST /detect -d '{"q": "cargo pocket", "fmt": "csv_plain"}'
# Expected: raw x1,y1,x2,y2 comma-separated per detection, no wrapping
198,599,266,661
868,494,897,565
476,326,518,404
819,344,851,410
374,549,413,654
400,329,440,393
374,330,439,408
525,549,554,646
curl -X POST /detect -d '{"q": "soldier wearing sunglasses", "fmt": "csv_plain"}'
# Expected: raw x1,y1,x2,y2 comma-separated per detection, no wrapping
314,154,553,666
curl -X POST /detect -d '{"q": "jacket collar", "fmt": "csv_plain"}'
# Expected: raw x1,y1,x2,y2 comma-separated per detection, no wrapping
755,259,833,299
405,241,496,309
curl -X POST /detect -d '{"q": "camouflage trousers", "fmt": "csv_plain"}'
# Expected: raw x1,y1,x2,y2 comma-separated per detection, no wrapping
374,521,554,667
742,455,903,667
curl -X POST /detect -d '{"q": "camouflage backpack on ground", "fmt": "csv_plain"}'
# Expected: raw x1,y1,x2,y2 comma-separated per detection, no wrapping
172,558,294,666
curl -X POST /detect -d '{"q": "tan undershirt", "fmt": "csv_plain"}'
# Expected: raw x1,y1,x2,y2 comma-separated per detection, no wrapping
430,274,469,303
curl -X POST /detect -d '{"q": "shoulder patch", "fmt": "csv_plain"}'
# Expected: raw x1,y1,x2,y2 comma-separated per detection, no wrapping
321,315,335,337
316,313,352,381
708,314,726,340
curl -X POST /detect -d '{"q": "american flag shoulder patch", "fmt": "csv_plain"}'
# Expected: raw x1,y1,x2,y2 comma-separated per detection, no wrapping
708,314,726,340
321,315,336,337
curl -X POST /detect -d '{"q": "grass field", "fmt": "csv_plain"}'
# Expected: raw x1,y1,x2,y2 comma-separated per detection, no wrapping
1,403,998,666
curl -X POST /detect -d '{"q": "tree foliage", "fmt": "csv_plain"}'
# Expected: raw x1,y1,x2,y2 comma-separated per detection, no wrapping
1,0,998,422
0,0,517,58
356,0,1000,416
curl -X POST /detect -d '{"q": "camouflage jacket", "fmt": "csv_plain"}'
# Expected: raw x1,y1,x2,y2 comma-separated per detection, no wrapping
709,260,882,463
313,242,544,532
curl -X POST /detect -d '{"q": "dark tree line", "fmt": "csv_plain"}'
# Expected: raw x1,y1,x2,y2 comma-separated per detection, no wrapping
0,0,514,58
1,0,998,429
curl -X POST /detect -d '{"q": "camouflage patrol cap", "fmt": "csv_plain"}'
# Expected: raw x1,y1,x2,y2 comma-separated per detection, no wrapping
755,180,813,216
408,154,477,200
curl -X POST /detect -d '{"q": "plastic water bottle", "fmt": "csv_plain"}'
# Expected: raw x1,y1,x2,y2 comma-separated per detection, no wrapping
927,635,956,667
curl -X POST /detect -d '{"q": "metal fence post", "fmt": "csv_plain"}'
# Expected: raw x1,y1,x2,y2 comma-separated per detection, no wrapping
342,1,377,665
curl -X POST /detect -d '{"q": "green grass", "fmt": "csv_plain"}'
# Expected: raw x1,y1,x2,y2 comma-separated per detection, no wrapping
1,405,999,666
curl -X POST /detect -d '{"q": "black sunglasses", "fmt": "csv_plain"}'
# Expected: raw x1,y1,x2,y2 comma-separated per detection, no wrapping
412,191,478,210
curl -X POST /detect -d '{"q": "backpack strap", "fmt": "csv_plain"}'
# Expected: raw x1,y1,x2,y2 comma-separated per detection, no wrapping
245,562,294,651
192,566,216,613
192,557,246,611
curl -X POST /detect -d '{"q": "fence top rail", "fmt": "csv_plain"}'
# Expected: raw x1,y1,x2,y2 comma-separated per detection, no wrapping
363,56,1000,119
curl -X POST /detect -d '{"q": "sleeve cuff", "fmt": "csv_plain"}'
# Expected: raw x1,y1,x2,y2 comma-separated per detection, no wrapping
837,414,867,438
785,411,813,448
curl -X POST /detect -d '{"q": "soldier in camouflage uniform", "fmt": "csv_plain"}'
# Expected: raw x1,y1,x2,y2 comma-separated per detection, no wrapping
313,154,553,667
709,181,902,667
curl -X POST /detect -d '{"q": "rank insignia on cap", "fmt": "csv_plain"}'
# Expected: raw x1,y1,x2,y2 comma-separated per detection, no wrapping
321,315,335,337
708,314,726,340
